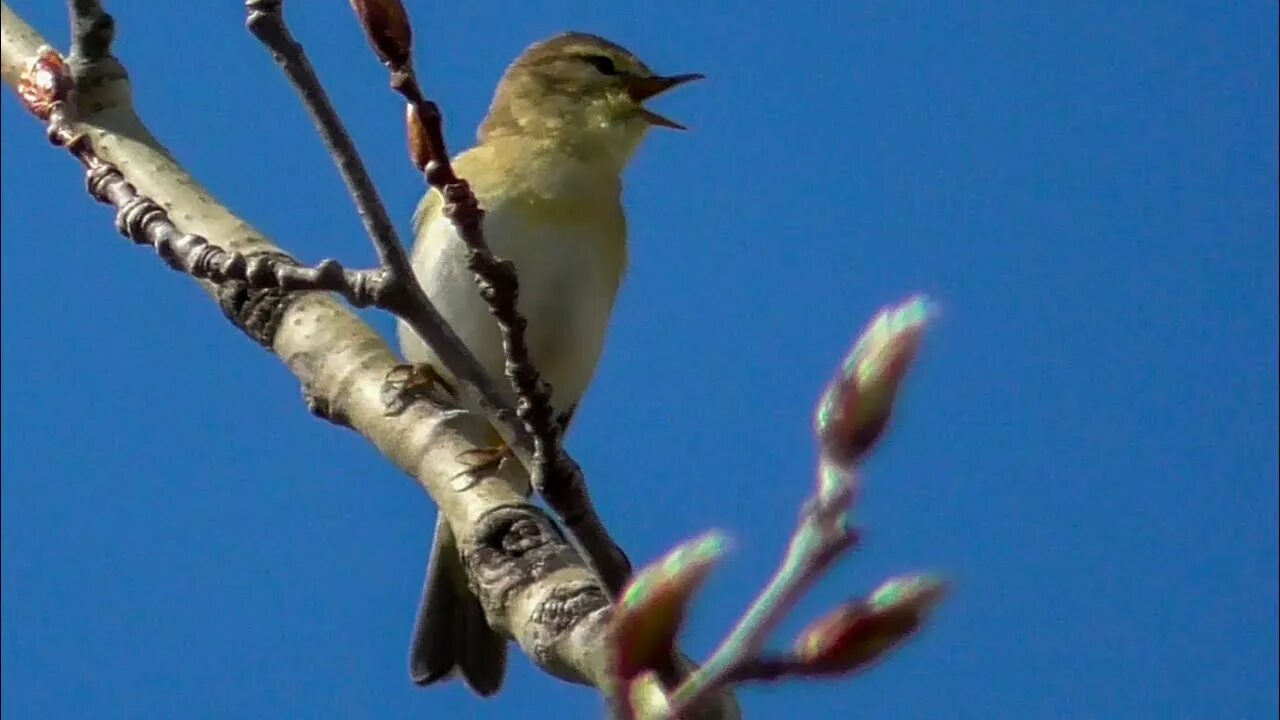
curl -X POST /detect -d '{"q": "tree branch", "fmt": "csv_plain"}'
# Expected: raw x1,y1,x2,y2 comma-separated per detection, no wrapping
66,0,111,61
0,6,737,716
245,0,631,596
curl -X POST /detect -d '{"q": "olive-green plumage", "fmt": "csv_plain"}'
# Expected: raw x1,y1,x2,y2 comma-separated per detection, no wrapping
396,32,699,696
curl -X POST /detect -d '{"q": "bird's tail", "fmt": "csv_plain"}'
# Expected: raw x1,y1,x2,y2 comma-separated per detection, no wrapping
409,516,508,696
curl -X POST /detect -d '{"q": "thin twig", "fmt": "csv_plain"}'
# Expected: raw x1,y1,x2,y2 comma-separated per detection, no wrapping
346,0,633,593
243,1,402,275
399,76,632,593
67,0,112,62
667,474,860,714
14,48,394,315
241,1,538,450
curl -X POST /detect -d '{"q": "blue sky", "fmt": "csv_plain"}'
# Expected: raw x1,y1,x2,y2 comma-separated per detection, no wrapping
3,2,1276,718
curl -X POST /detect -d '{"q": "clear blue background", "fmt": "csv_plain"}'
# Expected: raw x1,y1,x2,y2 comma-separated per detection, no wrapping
3,2,1276,718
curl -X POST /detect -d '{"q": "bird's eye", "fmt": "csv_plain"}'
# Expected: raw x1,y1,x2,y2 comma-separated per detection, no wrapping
580,54,619,75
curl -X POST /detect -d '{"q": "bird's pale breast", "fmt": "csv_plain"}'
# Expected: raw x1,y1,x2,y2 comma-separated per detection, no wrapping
399,193,626,415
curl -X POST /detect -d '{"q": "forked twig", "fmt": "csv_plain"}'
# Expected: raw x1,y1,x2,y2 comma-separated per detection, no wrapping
244,0,630,593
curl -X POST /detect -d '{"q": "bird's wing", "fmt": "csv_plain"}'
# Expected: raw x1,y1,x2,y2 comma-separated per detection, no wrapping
412,145,496,240
411,187,444,241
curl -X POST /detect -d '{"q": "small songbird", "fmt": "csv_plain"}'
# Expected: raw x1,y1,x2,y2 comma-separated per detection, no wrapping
396,32,701,696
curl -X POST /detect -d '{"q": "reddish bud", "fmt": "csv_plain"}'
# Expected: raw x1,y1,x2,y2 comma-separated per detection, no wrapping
349,0,413,68
792,574,946,677
17,46,73,121
611,532,727,682
814,295,933,467
405,103,432,170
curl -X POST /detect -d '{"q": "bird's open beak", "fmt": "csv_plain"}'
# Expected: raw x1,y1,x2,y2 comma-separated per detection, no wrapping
626,73,704,130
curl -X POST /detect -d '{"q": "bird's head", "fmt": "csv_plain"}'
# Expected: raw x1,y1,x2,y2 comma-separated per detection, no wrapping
479,32,702,170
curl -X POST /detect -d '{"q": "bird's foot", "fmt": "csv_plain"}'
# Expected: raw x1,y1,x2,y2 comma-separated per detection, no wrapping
382,363,456,415
455,443,514,479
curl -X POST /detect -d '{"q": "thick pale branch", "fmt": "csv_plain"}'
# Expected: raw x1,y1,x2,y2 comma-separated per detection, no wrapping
0,3,657,705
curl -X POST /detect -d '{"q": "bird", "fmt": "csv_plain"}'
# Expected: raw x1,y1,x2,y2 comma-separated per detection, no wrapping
396,31,701,696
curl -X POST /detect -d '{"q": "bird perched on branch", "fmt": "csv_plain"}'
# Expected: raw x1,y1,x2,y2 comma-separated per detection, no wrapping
396,31,701,696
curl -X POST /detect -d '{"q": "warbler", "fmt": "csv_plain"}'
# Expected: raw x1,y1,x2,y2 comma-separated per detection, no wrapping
396,32,701,696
